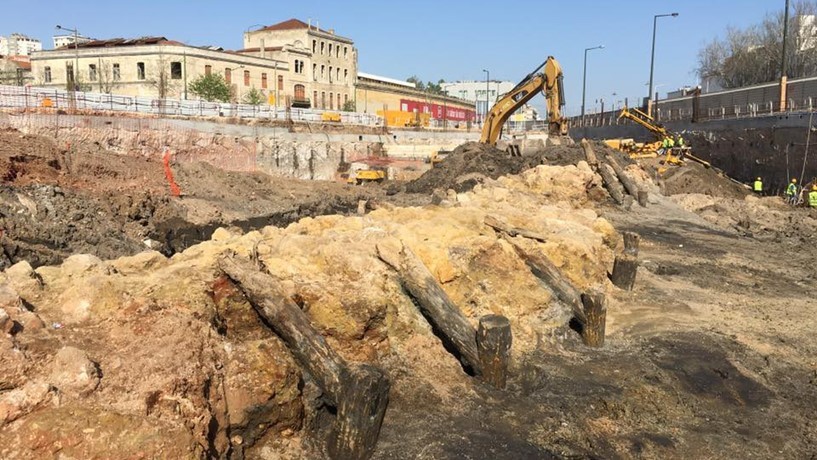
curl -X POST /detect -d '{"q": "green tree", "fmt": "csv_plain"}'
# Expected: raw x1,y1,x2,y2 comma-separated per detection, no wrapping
189,73,231,102
426,79,445,95
406,75,426,91
342,99,356,112
242,87,265,105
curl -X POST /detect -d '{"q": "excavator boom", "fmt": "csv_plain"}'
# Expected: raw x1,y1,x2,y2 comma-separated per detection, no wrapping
479,56,567,145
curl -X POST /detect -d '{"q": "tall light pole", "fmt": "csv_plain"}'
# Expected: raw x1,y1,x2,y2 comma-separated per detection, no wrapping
482,69,489,123
56,25,80,90
581,45,604,122
647,12,679,118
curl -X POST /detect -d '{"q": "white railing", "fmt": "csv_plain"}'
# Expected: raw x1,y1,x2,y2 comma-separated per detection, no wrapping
0,84,382,126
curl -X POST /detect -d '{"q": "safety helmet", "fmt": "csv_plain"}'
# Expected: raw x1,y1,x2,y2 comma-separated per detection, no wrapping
757,177,761,181
792,178,797,183
813,185,817,191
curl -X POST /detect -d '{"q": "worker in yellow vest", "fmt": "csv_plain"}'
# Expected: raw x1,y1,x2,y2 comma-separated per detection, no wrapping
753,177,763,194
810,185,817,208
786,178,799,205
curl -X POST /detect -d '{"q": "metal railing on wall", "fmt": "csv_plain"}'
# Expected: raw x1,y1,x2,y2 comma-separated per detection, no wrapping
0,84,382,126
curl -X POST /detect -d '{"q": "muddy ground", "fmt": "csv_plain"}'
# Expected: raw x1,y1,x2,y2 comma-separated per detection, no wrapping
2,128,817,458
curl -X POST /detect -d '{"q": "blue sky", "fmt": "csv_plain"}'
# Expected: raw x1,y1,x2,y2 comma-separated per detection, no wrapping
2,0,786,115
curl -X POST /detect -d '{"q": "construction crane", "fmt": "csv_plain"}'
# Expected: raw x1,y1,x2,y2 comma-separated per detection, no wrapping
479,56,567,149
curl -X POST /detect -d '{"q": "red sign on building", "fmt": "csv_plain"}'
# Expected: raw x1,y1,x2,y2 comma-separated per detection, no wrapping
399,99,475,122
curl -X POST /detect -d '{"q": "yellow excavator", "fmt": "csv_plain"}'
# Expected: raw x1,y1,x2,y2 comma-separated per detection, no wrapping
480,56,567,154
611,106,712,168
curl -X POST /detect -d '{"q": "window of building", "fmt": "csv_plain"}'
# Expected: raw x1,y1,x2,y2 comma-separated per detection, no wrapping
313,90,318,106
277,75,283,91
336,46,340,58
321,91,326,109
321,65,325,80
294,84,305,100
261,72,267,89
244,70,250,86
44,66,52,83
225,68,231,84
170,61,182,79
344,69,348,83
344,46,348,59
137,62,145,80
312,40,317,53
329,66,333,82
294,59,304,74
112,63,120,81
66,63,74,82
205,65,212,76
336,68,340,82
88,64,97,81
328,43,333,56
344,93,348,105
320,41,325,55
330,93,334,110
312,63,317,81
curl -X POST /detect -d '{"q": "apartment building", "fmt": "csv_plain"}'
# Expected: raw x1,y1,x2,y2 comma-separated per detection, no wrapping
0,33,42,56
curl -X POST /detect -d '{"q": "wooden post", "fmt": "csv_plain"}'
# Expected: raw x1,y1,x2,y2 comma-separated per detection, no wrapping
580,139,599,167
580,290,607,347
637,190,649,207
328,364,390,460
622,232,640,257
598,163,626,205
476,315,512,389
605,154,642,202
218,254,389,460
611,254,638,290
500,235,585,324
357,200,367,215
376,240,481,375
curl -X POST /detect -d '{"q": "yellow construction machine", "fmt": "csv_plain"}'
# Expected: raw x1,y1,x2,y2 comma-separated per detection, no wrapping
480,56,568,154
347,168,386,185
611,106,712,168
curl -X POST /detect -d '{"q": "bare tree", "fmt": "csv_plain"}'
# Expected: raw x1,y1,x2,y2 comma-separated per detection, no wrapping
97,59,115,94
697,0,817,88
148,53,180,99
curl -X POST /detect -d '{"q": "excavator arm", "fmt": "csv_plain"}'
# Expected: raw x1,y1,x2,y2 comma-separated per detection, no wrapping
617,107,669,140
479,56,567,145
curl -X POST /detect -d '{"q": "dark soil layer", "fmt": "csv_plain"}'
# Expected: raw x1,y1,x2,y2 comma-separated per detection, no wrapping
405,141,585,194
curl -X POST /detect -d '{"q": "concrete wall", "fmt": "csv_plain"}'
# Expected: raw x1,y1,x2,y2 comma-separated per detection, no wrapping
1,113,475,180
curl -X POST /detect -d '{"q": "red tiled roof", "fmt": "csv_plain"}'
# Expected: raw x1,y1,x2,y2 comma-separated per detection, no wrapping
3,55,31,70
259,18,315,32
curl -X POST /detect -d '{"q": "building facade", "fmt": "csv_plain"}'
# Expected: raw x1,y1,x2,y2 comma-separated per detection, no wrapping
356,72,475,124
30,37,289,102
242,19,357,109
0,33,42,56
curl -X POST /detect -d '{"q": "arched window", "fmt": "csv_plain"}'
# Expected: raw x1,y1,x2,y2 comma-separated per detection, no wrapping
294,84,305,100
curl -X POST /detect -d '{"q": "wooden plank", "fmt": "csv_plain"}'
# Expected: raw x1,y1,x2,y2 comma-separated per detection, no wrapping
580,289,607,347
328,364,390,460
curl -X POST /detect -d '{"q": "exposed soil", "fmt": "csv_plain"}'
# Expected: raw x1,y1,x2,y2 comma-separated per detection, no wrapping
405,141,586,194
3,126,817,459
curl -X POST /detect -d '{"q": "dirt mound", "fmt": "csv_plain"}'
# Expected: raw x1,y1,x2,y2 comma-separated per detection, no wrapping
405,141,585,194
661,162,750,198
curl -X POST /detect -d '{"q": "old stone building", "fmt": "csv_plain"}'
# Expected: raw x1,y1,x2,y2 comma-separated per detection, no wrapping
30,37,289,103
242,19,357,110
356,73,476,124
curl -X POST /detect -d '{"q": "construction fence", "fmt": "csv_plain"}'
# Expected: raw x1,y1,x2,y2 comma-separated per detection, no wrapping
0,84,381,126
571,75,817,128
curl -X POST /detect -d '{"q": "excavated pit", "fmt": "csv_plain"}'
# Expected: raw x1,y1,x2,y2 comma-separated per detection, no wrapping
2,126,817,459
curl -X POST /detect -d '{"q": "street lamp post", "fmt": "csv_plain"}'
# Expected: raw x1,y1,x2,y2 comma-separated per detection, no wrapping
581,45,604,123
56,25,80,91
482,69,489,124
647,12,678,118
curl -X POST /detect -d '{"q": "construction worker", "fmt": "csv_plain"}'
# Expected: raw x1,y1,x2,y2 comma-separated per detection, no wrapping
786,178,799,205
810,185,817,208
676,135,685,148
753,177,763,194
659,137,669,155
